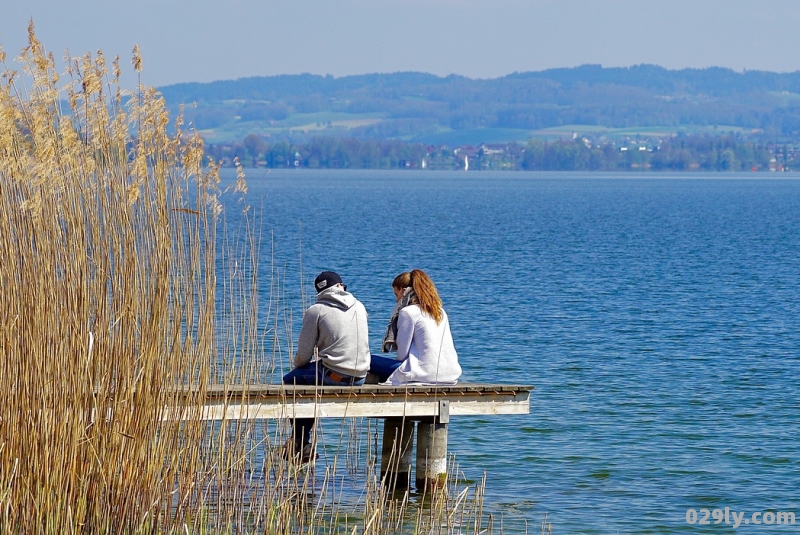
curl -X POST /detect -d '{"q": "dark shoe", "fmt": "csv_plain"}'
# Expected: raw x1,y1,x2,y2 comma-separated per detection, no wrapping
299,443,318,464
281,441,318,465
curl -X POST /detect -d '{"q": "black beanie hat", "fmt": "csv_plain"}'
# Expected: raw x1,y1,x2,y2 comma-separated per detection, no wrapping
314,271,344,293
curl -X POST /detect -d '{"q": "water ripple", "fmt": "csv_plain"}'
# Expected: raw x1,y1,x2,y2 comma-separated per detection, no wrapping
225,171,800,534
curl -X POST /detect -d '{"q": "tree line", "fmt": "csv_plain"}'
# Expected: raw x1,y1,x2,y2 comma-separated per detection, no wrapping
205,133,790,172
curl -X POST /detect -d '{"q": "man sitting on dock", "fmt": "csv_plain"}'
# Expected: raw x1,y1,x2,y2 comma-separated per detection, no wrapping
282,270,370,462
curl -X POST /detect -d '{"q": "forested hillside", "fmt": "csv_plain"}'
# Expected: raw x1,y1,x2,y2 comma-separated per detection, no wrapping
159,65,800,146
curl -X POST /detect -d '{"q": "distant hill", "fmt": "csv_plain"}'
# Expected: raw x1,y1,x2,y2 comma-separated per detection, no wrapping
157,65,800,145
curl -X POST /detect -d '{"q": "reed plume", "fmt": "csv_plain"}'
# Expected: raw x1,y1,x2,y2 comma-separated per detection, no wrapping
0,24,501,535
0,23,219,533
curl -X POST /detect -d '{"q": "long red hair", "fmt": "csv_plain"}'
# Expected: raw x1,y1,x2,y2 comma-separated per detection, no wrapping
409,269,443,323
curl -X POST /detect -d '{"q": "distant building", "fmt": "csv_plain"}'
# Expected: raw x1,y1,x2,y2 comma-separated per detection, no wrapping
479,144,506,156
454,146,479,158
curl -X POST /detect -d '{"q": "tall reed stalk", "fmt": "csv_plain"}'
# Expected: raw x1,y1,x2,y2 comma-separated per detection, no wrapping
0,22,225,533
0,25,503,534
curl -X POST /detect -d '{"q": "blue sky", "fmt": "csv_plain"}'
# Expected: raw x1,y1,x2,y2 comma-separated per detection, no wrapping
3,0,800,88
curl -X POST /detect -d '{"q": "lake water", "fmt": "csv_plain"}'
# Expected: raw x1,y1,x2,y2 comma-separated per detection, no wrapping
220,169,800,534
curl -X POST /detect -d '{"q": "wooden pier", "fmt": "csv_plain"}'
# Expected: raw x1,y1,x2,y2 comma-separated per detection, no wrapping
170,383,532,490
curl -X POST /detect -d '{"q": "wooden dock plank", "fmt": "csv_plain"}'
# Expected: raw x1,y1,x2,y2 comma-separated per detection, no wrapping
166,383,532,421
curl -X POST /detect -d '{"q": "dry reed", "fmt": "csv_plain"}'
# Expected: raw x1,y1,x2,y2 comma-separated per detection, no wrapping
0,25,501,534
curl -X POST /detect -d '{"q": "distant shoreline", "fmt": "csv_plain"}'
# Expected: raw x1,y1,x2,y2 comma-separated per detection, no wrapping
206,134,796,173
229,167,800,178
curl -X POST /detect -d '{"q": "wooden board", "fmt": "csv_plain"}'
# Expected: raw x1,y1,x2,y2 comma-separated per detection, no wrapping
165,383,533,421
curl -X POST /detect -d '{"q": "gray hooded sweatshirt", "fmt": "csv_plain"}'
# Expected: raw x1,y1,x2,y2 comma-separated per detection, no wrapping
294,286,370,378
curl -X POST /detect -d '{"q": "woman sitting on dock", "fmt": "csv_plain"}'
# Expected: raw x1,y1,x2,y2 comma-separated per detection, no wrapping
380,271,414,353
370,269,462,385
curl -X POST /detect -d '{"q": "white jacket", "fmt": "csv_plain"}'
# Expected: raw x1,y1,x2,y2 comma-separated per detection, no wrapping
384,305,461,385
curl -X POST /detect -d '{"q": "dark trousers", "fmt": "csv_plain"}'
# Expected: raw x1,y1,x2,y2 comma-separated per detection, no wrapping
282,361,365,447
369,354,404,382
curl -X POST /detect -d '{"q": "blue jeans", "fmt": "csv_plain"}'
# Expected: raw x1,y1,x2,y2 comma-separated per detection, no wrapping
283,361,365,447
369,354,403,382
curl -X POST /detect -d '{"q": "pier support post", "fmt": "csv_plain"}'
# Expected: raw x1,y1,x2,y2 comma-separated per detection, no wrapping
380,418,415,488
415,416,448,491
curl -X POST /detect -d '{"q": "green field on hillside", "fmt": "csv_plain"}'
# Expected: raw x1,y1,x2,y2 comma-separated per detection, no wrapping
530,124,753,140
200,119,756,146
198,112,386,143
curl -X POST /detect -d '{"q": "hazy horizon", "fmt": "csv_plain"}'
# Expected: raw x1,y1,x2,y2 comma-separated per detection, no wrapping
5,0,800,88
155,63,800,89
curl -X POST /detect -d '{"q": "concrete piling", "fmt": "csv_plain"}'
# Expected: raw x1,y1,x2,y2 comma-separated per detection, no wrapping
380,418,415,488
415,417,448,490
